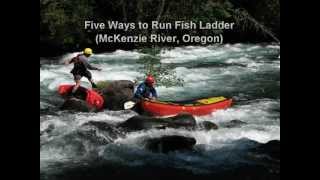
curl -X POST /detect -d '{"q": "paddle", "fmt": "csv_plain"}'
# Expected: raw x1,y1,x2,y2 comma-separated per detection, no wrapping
124,98,157,110
124,101,136,110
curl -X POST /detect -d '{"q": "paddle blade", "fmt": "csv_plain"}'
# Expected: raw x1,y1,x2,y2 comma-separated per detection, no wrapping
124,101,136,110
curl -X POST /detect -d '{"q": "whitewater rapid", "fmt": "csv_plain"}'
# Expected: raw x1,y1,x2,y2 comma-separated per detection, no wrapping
40,43,280,177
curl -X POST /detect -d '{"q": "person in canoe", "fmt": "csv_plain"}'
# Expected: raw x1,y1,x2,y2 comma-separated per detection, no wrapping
65,48,102,94
134,75,158,101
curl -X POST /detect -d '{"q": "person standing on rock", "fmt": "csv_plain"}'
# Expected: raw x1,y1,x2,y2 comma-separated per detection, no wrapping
134,75,158,100
66,48,102,94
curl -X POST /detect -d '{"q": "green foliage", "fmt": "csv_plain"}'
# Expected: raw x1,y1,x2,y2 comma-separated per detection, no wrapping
40,0,94,48
136,47,184,87
230,8,279,43
40,0,280,54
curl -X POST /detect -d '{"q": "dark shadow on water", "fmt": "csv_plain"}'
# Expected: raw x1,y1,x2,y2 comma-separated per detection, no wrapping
40,138,279,180
41,162,279,180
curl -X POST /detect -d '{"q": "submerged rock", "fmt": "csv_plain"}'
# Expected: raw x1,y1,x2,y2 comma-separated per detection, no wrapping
41,122,122,156
118,113,196,131
222,119,247,128
197,121,218,130
81,121,125,140
169,113,197,127
252,140,280,160
40,124,55,136
145,135,196,153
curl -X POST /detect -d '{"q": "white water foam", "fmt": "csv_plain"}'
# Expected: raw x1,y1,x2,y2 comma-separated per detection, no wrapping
40,44,280,172
93,49,146,60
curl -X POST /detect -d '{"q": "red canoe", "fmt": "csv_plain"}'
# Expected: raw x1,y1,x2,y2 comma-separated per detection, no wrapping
58,84,104,110
141,96,232,116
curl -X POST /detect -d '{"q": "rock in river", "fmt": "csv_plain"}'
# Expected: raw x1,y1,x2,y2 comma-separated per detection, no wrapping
144,135,196,153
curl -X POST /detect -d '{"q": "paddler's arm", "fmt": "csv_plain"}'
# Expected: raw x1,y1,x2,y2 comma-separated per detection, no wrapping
86,62,101,71
82,59,102,71
65,57,75,65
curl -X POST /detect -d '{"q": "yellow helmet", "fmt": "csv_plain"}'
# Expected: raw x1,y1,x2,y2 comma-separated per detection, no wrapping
83,48,93,55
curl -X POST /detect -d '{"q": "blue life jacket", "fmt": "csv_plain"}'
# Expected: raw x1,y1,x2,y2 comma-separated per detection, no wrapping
134,82,158,99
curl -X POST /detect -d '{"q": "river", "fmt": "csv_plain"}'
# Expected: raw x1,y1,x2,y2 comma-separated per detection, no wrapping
40,43,280,179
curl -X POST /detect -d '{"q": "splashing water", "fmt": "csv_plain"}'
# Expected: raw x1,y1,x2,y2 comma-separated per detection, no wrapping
40,44,280,178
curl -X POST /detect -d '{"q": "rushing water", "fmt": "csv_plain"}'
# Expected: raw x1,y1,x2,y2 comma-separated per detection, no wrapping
40,43,280,179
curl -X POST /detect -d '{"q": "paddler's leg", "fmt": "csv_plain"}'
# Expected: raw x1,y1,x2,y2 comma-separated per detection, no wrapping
72,80,81,94
85,71,97,88
90,80,97,88
72,75,82,94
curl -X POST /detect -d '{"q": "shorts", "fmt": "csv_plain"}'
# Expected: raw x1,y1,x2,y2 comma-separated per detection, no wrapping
72,71,92,81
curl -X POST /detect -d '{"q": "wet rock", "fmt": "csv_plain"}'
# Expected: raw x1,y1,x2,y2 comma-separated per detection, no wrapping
252,140,280,160
197,121,218,130
145,135,196,153
59,80,134,112
41,123,124,156
169,113,197,128
222,119,247,128
70,124,118,146
118,113,196,131
60,98,95,112
75,129,112,145
244,139,280,177
100,80,134,110
40,124,55,136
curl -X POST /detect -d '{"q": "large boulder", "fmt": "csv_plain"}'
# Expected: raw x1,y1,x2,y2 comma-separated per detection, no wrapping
100,80,135,110
118,113,196,131
144,135,196,153
59,80,134,112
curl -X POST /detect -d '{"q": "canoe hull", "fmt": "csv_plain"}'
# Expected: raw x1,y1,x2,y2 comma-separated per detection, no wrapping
141,98,232,116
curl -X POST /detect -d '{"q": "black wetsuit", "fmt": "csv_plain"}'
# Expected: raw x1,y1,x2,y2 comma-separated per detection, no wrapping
70,54,99,81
